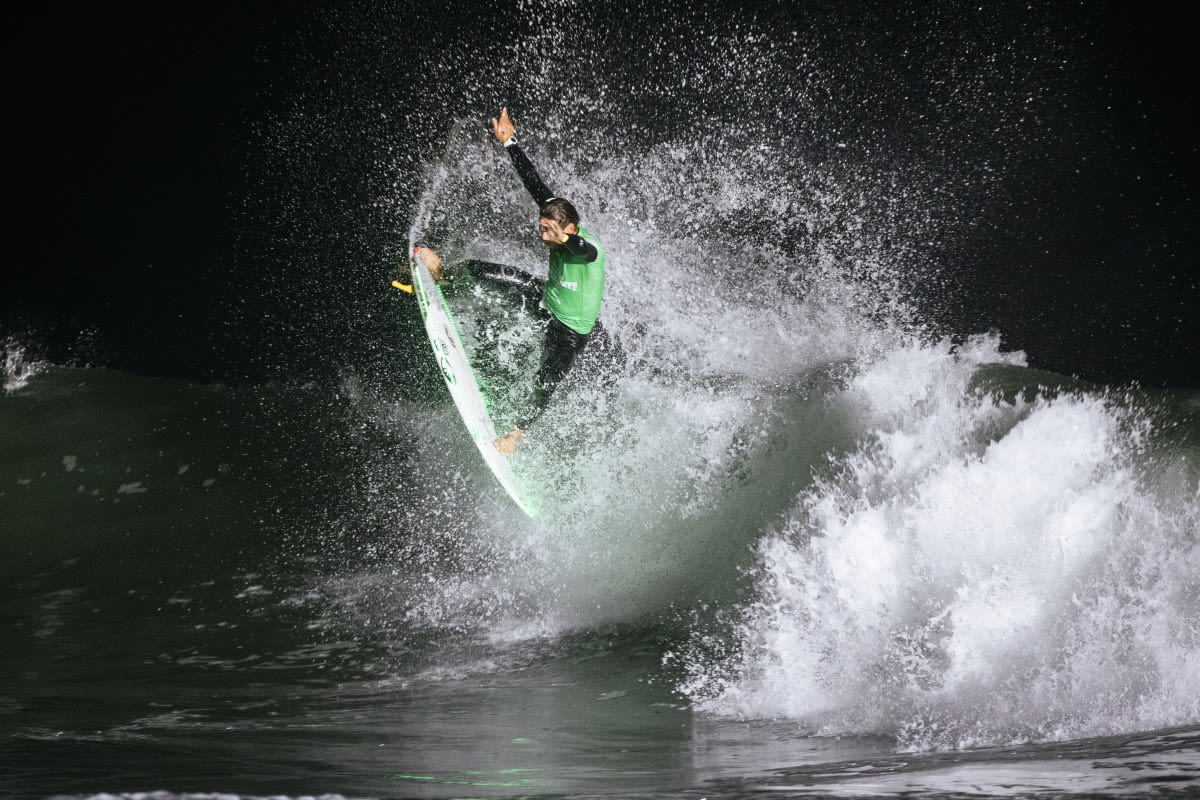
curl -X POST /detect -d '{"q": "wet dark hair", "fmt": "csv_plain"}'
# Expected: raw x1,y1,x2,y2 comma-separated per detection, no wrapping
539,197,579,228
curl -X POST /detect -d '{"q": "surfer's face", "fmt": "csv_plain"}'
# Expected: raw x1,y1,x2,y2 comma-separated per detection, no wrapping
539,217,577,250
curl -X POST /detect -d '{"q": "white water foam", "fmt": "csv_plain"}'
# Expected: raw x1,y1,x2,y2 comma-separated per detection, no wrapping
3,336,46,394
676,337,1200,750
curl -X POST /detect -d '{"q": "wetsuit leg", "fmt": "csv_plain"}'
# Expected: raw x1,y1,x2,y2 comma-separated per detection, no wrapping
516,317,590,429
570,318,624,388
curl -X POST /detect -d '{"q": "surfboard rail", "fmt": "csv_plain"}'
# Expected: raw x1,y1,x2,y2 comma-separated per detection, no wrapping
404,252,538,518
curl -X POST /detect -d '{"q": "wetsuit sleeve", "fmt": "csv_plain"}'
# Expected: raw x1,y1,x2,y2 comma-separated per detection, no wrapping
503,138,555,208
560,233,598,262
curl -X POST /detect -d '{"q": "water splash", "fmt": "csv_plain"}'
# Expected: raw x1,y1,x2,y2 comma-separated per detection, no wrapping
3,337,46,394
373,96,948,637
244,3,1200,752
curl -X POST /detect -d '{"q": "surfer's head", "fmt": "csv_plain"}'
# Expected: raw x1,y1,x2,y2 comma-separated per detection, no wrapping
538,198,580,249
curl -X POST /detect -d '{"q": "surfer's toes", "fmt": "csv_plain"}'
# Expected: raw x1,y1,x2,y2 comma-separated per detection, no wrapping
494,428,524,455
414,246,444,280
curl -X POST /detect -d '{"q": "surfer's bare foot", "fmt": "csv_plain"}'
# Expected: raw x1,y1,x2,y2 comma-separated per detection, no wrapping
414,246,443,281
495,428,524,455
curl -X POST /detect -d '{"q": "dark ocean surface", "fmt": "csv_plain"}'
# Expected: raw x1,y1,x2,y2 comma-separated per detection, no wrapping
4,2,1198,798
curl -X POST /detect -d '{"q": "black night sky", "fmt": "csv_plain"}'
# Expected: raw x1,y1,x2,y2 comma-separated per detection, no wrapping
5,3,1196,387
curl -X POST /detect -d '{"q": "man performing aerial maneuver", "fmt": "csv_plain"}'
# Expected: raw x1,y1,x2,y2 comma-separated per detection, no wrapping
415,107,606,455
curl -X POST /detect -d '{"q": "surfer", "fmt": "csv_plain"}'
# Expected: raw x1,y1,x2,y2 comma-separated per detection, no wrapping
415,107,606,455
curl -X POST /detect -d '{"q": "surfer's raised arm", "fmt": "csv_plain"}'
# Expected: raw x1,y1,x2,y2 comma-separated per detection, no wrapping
491,106,555,208
491,107,598,262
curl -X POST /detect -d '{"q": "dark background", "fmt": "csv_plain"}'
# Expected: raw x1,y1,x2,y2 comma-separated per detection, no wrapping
4,2,1196,387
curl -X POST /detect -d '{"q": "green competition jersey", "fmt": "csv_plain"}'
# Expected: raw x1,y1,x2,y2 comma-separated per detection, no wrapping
545,226,605,335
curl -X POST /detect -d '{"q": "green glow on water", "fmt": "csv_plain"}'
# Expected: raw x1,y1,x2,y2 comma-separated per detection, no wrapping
389,767,537,787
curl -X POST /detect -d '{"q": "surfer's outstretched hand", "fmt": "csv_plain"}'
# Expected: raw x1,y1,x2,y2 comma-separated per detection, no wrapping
495,428,524,455
491,107,515,143
414,246,443,281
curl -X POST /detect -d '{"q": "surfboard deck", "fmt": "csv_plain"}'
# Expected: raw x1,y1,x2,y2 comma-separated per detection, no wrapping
406,251,537,518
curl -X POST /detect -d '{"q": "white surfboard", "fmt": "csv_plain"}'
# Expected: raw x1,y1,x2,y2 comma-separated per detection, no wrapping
406,253,537,518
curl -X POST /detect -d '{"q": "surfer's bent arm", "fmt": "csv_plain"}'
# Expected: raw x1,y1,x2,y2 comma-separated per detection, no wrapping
558,231,598,261
503,138,556,209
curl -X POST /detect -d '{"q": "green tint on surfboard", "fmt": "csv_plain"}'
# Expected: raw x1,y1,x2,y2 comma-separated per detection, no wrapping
405,252,538,518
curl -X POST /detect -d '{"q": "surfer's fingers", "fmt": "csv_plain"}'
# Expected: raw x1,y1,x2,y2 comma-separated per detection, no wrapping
491,107,514,141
